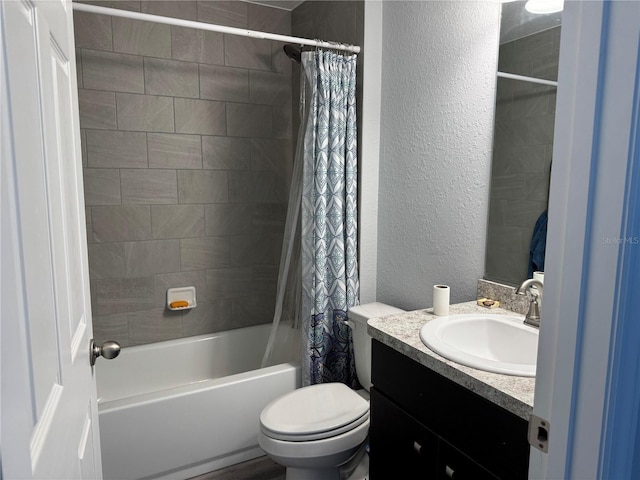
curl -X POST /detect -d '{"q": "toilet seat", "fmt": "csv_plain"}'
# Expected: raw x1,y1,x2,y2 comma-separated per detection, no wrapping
260,383,369,442
262,411,369,442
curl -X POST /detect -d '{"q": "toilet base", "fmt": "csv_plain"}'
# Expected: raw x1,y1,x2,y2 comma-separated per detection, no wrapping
342,443,368,480
286,466,340,480
283,445,369,480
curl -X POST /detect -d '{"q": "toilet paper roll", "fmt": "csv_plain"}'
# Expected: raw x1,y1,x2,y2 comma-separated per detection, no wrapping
433,285,450,316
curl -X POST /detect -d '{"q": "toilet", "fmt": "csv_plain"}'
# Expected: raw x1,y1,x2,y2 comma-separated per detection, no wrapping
258,303,404,480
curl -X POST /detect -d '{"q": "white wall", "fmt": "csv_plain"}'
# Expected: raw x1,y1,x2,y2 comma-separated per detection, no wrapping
359,0,383,304
375,0,500,310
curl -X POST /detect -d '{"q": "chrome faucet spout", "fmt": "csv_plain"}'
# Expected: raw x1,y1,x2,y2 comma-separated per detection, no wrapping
515,278,543,295
515,279,544,328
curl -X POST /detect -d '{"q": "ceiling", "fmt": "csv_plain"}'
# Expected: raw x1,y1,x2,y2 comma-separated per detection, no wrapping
500,0,562,44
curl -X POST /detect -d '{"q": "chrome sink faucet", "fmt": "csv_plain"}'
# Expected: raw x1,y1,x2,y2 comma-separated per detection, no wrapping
515,279,544,328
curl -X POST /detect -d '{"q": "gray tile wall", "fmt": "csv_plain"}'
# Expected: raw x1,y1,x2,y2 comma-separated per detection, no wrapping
485,27,560,286
76,0,293,346
291,1,364,170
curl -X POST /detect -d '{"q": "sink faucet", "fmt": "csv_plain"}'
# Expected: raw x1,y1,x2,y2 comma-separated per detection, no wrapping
515,279,543,328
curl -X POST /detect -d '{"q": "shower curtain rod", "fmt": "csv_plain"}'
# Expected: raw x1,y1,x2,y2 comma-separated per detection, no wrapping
72,3,361,54
497,71,558,87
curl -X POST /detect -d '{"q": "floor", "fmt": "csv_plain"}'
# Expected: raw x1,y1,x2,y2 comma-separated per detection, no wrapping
189,452,369,480
188,456,285,480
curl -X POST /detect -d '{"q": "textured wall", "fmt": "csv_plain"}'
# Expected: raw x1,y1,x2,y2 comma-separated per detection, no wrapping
358,1,383,303
376,1,500,310
486,26,560,286
76,0,293,347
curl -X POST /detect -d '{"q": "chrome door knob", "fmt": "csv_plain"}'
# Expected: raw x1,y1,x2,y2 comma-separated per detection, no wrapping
90,339,121,366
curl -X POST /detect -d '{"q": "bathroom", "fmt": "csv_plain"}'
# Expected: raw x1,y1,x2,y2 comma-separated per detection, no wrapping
74,0,554,352
73,1,364,477
2,1,640,479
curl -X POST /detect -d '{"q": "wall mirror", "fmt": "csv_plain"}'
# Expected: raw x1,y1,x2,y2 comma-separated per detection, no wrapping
484,0,562,286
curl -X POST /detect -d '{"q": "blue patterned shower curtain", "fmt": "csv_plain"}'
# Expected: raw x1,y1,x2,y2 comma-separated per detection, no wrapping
300,50,360,387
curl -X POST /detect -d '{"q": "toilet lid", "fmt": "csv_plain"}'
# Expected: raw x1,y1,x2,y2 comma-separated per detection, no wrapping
260,383,369,440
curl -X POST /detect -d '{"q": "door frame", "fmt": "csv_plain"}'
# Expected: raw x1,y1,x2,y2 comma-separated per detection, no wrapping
530,1,640,478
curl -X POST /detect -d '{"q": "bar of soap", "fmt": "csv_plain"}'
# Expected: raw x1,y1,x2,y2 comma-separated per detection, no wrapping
477,298,500,308
170,300,189,309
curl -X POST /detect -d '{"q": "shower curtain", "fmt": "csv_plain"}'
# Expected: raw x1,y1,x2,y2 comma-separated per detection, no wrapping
260,57,308,369
261,48,360,387
300,50,360,387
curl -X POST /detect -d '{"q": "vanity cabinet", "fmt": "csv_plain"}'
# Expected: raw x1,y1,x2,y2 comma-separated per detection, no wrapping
370,340,529,479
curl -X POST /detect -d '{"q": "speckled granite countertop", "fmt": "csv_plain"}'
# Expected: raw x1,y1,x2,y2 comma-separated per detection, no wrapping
367,301,535,420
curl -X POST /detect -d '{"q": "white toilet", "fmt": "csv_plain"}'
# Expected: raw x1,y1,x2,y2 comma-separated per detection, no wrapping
258,303,404,480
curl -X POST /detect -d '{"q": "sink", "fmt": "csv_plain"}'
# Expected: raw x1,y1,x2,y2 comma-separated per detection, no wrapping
419,314,539,377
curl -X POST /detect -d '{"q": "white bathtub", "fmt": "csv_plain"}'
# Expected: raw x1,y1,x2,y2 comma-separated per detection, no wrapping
96,324,300,480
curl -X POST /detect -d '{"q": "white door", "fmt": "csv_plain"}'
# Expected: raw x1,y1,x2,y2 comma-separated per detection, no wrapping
1,0,103,479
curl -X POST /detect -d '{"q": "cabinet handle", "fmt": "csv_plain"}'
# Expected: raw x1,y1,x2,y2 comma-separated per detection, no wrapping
413,441,422,455
445,465,455,478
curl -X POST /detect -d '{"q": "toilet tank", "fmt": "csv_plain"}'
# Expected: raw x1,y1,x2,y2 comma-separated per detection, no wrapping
348,302,405,391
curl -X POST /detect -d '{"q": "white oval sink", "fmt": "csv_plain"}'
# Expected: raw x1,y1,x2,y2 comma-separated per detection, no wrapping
419,314,539,377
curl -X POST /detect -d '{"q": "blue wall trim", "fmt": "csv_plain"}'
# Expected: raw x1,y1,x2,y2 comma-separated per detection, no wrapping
564,3,611,478
600,14,640,478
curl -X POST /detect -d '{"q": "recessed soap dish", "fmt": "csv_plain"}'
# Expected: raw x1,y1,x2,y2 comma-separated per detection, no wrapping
167,286,196,311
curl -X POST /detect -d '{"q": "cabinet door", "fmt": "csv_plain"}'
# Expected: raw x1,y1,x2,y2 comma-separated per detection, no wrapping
370,388,439,479
437,441,500,480
372,340,529,479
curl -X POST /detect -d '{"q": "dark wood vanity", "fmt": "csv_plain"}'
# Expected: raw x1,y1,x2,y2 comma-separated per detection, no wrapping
369,340,530,479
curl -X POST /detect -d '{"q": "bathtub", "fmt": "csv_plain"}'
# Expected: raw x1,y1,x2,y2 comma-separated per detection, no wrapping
96,324,300,480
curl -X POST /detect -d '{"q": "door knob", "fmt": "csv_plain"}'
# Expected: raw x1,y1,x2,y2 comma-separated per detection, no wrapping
90,339,121,366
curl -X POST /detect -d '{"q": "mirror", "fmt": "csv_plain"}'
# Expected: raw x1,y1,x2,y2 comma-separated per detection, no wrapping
485,1,562,286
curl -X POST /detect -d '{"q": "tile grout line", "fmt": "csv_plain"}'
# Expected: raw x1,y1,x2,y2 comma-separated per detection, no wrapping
78,1,297,348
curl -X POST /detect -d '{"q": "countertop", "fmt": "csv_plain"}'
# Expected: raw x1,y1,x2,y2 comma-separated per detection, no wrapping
367,301,535,420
